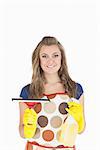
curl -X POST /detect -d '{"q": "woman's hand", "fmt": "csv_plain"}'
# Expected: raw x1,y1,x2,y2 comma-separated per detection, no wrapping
65,101,85,133
23,108,37,138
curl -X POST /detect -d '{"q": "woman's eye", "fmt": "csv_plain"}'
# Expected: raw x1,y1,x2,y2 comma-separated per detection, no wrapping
42,55,47,58
54,54,59,57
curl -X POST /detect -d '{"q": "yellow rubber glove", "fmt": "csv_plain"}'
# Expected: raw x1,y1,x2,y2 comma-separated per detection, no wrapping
65,101,84,133
23,108,37,138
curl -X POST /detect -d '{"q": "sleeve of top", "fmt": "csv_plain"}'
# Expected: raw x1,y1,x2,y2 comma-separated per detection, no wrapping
19,84,30,99
75,83,84,100
19,84,39,108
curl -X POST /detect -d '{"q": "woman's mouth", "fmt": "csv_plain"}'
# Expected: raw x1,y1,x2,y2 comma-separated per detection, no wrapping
47,65,56,68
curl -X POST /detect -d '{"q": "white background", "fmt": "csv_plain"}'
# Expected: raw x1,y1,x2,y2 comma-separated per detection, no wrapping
1,0,100,149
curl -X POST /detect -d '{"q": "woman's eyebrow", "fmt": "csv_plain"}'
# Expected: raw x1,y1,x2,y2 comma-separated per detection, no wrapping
40,53,48,55
52,52,60,54
40,52,60,55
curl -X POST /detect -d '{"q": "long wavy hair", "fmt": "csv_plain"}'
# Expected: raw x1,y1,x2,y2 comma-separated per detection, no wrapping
29,36,76,98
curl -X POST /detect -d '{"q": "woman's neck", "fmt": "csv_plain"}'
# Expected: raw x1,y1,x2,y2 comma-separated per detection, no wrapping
44,73,61,84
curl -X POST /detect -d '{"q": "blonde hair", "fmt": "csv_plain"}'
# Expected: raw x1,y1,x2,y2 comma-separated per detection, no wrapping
29,36,76,98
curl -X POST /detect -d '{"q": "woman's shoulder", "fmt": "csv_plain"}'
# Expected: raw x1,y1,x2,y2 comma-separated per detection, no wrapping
20,84,30,99
75,82,84,100
21,84,30,90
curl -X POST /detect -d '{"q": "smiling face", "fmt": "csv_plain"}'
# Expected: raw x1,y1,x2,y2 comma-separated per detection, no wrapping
39,45,61,75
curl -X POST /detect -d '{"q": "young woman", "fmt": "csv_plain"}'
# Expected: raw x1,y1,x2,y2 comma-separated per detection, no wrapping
19,36,85,150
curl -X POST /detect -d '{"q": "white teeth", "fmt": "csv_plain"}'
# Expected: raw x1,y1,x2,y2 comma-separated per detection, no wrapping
47,65,54,68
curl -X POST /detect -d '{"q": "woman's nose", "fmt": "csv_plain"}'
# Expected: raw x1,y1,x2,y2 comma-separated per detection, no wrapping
47,58,54,64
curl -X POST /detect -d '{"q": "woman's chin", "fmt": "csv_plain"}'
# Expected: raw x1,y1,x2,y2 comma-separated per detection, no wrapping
44,70,58,74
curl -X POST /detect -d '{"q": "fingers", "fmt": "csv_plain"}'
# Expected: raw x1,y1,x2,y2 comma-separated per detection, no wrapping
24,108,37,116
23,108,37,126
67,101,81,108
65,108,75,118
66,102,85,134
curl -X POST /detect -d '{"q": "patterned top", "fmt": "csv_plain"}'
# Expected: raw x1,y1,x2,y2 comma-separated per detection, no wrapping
20,83,83,99
29,94,78,147
19,83,83,148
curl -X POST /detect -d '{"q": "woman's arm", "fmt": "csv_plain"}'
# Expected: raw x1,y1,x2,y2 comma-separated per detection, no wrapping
79,94,86,133
19,102,28,138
